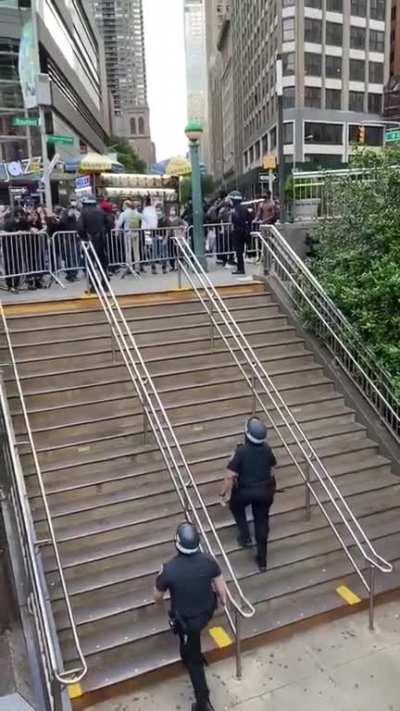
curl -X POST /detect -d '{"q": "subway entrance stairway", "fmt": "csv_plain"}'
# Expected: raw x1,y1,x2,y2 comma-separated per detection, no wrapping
1,281,399,699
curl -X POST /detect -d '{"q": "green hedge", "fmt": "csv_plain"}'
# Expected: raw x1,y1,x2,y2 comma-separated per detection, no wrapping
311,147,400,397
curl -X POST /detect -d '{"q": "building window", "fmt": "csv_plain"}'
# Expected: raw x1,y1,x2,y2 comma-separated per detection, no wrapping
304,52,322,76
392,4,397,20
283,17,295,42
305,0,322,6
350,59,365,81
304,18,322,44
350,0,366,15
325,54,342,78
350,26,366,49
138,116,145,134
249,145,254,163
349,124,383,145
368,92,382,113
369,61,384,83
283,0,295,5
283,86,295,108
326,88,342,109
304,86,321,108
369,30,385,53
327,0,343,11
305,122,343,144
326,21,343,46
349,91,365,111
255,142,261,160
130,117,136,135
270,126,277,149
262,134,268,153
283,122,294,144
370,0,385,20
283,52,295,76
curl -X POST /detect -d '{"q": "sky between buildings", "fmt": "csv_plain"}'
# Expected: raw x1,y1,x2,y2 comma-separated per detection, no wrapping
143,0,188,162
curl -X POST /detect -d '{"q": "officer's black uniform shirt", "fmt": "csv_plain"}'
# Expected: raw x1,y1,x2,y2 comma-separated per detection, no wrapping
156,552,221,617
228,441,277,488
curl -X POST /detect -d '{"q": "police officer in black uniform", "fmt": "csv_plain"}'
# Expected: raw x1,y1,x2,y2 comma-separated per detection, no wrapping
221,417,277,573
154,522,227,711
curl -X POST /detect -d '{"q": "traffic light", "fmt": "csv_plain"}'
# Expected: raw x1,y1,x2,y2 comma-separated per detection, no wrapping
357,125,366,144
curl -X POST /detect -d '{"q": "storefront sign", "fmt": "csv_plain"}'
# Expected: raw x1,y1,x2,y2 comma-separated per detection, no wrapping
7,161,24,178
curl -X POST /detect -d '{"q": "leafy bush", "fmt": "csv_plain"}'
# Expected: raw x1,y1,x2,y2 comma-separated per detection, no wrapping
311,147,400,396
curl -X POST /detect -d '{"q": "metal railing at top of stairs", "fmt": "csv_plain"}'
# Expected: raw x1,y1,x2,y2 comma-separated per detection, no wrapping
172,234,393,631
81,240,255,679
0,304,88,688
256,224,400,444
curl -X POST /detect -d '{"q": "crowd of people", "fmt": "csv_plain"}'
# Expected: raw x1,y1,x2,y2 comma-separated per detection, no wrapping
0,188,279,292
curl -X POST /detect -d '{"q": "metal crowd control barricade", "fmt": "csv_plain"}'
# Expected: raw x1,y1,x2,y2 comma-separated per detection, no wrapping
108,227,187,275
0,231,62,289
0,305,87,699
81,240,255,678
172,234,393,631
50,231,84,284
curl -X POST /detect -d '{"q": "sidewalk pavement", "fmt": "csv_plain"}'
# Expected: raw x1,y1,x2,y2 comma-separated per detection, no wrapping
85,599,400,711
0,262,261,305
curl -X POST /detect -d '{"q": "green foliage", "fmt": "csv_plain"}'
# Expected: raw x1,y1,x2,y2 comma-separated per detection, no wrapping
311,147,400,395
106,135,146,174
181,174,216,203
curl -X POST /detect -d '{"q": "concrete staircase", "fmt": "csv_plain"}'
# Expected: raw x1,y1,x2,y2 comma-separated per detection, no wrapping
2,284,400,696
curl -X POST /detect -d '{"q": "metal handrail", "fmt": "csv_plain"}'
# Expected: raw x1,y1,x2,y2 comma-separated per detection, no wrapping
258,225,400,441
0,378,70,708
172,235,393,629
81,242,255,655
0,304,87,685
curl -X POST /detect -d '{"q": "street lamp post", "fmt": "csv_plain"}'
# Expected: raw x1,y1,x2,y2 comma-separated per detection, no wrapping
185,120,207,271
276,54,285,223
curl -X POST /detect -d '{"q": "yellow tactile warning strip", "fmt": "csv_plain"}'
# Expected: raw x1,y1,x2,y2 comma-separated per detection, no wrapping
336,585,362,605
209,626,233,648
67,683,83,699
2,283,264,318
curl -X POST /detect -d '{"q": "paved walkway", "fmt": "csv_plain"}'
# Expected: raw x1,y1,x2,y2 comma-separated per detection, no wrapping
0,261,261,305
84,600,400,711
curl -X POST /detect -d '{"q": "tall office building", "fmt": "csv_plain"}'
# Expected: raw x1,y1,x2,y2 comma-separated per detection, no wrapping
390,0,400,74
87,0,154,168
204,0,223,179
184,0,210,169
206,0,390,195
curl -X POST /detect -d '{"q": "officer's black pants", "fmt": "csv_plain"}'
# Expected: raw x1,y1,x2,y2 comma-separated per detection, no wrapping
89,234,109,290
233,233,245,273
177,625,209,709
230,486,274,566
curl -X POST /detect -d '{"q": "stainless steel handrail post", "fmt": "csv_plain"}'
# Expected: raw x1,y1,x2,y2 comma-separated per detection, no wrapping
235,608,242,680
209,297,214,351
177,256,182,289
369,565,376,631
251,364,257,416
305,457,312,521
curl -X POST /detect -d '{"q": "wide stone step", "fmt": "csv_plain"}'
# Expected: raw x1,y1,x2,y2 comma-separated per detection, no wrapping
27,409,358,498
52,505,400,633
32,429,377,543
9,351,314,401
5,292,271,331
1,314,289,360
26,395,350,459
8,333,304,379
57,530,400,667
6,302,280,345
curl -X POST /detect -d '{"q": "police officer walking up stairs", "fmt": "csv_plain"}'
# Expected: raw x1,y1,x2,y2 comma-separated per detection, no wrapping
221,417,277,573
154,522,228,711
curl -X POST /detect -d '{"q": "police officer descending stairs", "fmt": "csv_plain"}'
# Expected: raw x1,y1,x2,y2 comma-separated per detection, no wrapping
221,417,277,573
154,523,228,711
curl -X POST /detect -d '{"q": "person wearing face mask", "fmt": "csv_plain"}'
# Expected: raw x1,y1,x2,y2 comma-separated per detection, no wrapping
58,198,81,281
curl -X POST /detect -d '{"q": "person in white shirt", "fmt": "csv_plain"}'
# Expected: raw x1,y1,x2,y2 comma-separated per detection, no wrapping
116,200,142,275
